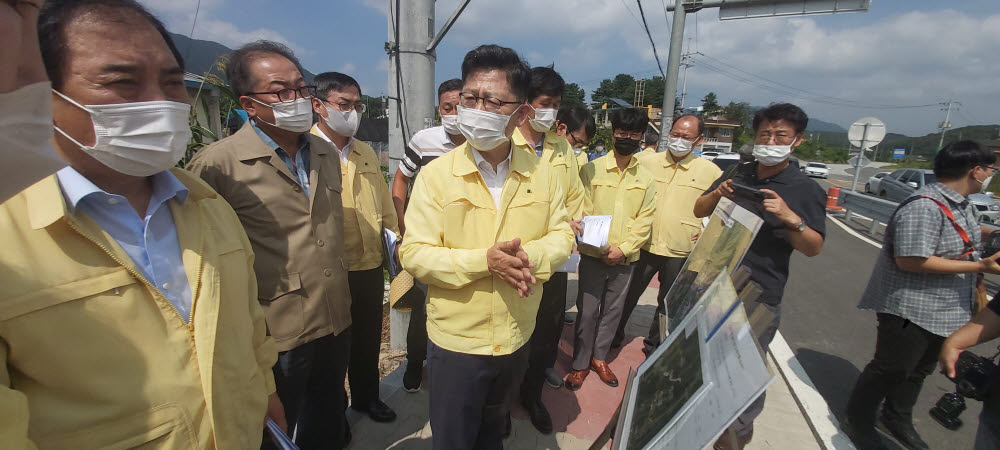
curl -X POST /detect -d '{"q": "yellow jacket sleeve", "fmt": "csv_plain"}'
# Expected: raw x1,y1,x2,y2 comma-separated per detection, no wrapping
378,174,400,237
578,163,596,216
399,173,491,289
0,338,37,450
618,177,657,258
521,174,574,283
563,151,590,221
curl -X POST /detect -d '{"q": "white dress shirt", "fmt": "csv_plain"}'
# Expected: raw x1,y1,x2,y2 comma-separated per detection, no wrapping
471,147,512,208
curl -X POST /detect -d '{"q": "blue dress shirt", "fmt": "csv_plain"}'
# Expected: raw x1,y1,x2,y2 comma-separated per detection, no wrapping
251,120,311,197
56,167,193,322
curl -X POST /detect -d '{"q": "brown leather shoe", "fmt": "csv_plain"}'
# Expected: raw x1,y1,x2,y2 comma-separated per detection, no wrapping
590,358,619,387
564,369,589,391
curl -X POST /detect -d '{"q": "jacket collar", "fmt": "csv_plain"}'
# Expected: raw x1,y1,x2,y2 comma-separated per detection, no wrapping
26,167,217,230
603,152,638,173
309,124,350,157
662,151,698,168
453,141,536,179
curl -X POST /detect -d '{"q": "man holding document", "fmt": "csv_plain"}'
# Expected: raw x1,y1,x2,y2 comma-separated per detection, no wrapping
566,108,656,390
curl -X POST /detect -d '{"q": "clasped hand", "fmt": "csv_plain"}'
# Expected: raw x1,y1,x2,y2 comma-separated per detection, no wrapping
488,238,537,297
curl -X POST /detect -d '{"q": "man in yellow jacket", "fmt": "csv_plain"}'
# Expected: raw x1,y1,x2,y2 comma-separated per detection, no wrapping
614,115,722,353
510,66,588,434
0,2,279,448
555,105,597,170
400,44,574,450
566,108,656,391
310,72,399,423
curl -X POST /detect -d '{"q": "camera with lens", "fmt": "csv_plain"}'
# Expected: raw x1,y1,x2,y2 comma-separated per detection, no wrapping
930,351,998,430
983,230,1000,257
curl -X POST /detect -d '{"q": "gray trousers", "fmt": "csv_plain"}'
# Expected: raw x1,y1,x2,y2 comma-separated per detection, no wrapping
977,402,1000,450
572,255,636,371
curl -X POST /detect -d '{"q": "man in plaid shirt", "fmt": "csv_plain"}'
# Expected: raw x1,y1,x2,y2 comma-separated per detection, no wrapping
844,141,1000,450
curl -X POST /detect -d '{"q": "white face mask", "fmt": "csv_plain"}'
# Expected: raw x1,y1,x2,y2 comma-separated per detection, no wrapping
53,90,191,177
441,114,460,135
528,106,557,132
0,81,68,203
456,105,519,151
572,145,585,155
323,106,360,137
666,136,696,157
250,97,313,132
753,142,795,166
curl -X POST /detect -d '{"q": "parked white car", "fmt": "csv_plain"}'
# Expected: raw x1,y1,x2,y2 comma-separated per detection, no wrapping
970,193,1000,224
700,151,720,161
802,162,829,179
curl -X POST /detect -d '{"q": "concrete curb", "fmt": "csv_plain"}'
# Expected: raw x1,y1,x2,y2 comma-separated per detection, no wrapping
769,331,857,450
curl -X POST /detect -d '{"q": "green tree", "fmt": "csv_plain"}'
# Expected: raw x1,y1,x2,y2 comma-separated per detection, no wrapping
701,92,721,117
591,73,635,108
562,82,587,108
362,95,386,118
721,101,754,149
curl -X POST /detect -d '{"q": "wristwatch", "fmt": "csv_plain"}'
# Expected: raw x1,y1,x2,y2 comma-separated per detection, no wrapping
790,219,807,232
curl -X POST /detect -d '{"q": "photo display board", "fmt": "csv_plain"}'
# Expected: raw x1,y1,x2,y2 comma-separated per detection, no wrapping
614,273,774,450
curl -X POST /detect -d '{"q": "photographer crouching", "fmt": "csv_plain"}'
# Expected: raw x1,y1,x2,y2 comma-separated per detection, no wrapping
843,140,1000,450
940,292,1000,450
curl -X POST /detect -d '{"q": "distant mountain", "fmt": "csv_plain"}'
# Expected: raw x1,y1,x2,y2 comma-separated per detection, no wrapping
806,118,846,133
169,32,316,82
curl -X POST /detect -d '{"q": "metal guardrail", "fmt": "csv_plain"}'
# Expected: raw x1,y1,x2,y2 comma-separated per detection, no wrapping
837,189,899,236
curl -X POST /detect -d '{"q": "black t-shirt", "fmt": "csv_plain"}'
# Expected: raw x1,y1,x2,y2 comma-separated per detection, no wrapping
704,161,827,305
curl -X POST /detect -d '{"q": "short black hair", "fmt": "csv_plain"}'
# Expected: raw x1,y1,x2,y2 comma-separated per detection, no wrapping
934,140,997,180
528,66,565,102
674,114,705,136
610,108,647,134
557,106,596,141
39,0,183,90
644,131,659,146
227,40,305,98
438,78,463,102
752,103,808,134
460,44,531,102
315,72,361,101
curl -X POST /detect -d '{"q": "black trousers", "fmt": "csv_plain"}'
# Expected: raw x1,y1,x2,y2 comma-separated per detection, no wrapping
521,272,568,402
273,330,351,449
406,283,429,367
613,250,685,352
347,267,386,406
427,340,529,450
846,313,945,431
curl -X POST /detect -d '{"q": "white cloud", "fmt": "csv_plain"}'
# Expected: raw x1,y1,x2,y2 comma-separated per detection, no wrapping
339,62,358,74
142,0,308,56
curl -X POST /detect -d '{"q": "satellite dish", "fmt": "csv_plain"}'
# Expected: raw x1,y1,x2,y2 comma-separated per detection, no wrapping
848,117,886,149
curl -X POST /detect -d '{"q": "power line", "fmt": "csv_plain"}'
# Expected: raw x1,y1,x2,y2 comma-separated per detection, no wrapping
181,0,203,63
659,0,672,36
619,0,644,28
636,0,665,77
691,52,940,110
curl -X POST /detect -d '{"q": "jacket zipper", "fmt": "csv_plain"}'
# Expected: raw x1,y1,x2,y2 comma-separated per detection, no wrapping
66,218,195,331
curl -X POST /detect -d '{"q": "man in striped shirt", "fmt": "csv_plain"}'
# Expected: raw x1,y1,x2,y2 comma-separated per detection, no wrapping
390,79,465,235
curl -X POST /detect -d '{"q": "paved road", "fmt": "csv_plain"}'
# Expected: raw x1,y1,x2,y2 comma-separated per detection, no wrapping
779,179,987,450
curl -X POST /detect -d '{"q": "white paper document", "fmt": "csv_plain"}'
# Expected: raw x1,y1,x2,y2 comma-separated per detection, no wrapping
383,228,400,277
578,215,613,248
266,419,299,450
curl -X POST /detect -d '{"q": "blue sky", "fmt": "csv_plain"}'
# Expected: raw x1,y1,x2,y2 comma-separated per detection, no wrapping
145,0,1000,136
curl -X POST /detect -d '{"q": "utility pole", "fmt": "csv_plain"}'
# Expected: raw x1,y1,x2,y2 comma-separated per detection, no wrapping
659,0,870,154
386,0,436,176
679,39,694,110
937,100,959,151
654,0,691,151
